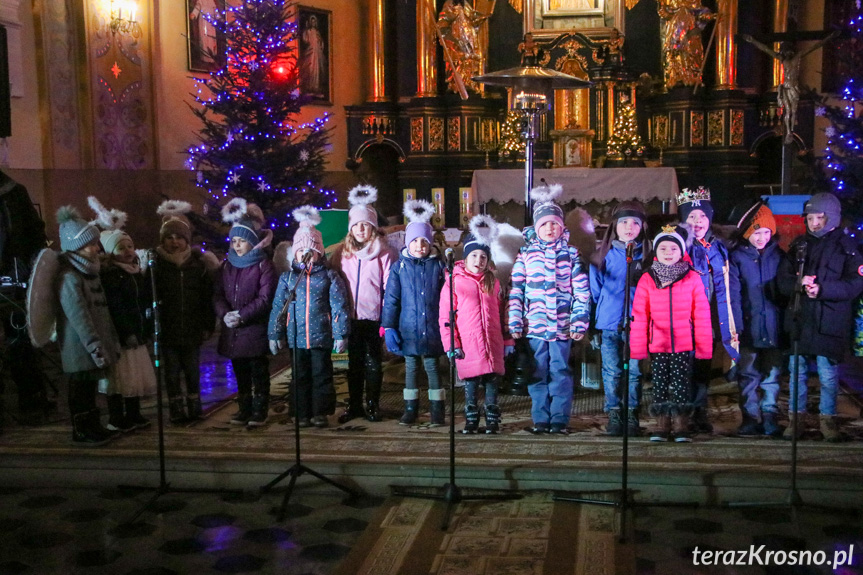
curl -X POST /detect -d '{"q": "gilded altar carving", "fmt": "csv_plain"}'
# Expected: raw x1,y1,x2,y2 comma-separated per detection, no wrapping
690,111,704,147
429,116,445,151
730,109,744,146
411,117,424,152
437,0,490,94
658,0,715,88
707,110,724,146
447,117,461,151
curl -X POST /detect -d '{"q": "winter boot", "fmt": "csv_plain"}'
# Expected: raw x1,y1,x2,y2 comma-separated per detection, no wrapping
399,389,419,426
650,414,671,442
463,404,479,433
689,407,713,434
626,409,641,437
338,404,364,424
428,388,446,427
783,412,805,440
71,411,110,447
365,400,382,422
606,409,623,436
672,414,692,442
125,397,150,429
737,416,763,437
89,409,117,441
106,394,135,433
186,395,203,420
485,404,501,434
230,394,253,425
247,395,270,427
168,396,187,424
820,415,841,443
365,377,383,422
762,412,782,438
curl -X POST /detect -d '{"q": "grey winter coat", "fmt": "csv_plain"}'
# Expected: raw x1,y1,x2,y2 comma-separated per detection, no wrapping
57,254,121,373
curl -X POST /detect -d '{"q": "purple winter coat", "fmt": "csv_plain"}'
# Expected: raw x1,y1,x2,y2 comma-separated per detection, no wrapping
214,257,277,358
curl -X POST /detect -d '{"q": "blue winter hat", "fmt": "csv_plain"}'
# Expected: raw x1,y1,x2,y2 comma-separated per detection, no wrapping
463,215,498,260
57,206,100,252
531,183,565,229
222,198,265,246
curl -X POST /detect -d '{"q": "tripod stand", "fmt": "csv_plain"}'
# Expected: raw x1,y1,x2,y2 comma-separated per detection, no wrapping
259,258,357,521
123,250,239,525
554,242,696,543
391,253,521,530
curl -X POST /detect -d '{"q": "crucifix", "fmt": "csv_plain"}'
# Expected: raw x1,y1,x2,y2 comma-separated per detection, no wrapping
738,29,841,194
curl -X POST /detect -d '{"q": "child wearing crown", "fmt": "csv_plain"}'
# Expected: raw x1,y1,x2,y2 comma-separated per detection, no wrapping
677,187,740,434
508,184,590,434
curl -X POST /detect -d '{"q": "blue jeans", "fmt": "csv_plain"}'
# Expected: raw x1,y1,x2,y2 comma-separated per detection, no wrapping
404,356,441,390
737,347,780,420
600,329,641,412
527,338,573,426
788,355,839,416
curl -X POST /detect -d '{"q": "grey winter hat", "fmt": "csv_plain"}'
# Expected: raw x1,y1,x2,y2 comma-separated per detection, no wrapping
57,206,100,252
803,193,841,233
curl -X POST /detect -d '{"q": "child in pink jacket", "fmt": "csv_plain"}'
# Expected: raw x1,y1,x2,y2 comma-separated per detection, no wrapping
440,216,515,433
630,225,712,442
330,185,397,423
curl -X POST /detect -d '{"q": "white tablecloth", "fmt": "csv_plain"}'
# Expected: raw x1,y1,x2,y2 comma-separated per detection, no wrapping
471,167,679,207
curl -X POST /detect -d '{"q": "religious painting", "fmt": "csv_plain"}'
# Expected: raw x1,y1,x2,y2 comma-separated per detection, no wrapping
297,6,332,104
542,0,604,16
187,0,225,72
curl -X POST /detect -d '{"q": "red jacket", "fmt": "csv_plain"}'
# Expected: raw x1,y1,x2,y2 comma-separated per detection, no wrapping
439,262,514,380
630,267,712,361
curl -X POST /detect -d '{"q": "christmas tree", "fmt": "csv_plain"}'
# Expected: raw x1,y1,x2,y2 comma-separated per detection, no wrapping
815,3,862,223
499,111,525,160
186,0,335,246
606,98,645,160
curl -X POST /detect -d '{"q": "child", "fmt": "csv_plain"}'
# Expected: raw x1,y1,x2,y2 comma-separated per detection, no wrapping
508,184,590,434
678,187,740,433
728,201,785,437
330,185,397,423
152,200,218,424
54,206,122,445
268,206,350,428
440,215,514,433
381,200,446,426
215,199,277,427
89,197,156,433
630,225,712,442
589,200,651,437
777,193,863,441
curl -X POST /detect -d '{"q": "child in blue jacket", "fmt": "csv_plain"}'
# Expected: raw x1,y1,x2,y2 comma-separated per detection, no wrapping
382,200,446,426
589,200,650,437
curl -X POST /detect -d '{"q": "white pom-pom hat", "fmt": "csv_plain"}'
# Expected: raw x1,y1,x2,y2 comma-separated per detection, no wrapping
157,199,193,243
347,184,379,230
530,182,565,230
463,215,499,260
292,205,324,256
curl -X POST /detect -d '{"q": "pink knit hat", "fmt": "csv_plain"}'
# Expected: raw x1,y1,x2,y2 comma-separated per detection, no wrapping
292,205,324,255
347,185,379,230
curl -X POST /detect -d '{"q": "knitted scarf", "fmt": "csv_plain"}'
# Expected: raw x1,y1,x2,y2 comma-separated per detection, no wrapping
228,247,267,269
155,245,192,266
651,260,690,287
65,252,100,276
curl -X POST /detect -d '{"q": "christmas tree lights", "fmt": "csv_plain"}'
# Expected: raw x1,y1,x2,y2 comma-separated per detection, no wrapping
606,98,645,160
187,0,334,244
498,111,525,159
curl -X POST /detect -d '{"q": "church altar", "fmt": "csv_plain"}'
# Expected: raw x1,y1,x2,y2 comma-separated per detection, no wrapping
470,167,680,210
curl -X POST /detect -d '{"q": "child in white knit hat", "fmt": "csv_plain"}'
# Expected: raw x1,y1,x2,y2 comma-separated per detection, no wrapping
268,206,350,428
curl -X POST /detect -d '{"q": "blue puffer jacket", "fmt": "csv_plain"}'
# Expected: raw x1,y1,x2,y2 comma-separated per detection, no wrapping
688,232,741,361
589,241,645,332
729,240,785,349
381,249,445,357
267,260,350,349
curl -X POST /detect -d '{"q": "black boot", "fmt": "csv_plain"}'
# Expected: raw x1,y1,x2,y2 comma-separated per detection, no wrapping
463,404,479,433
485,404,501,434
606,409,623,436
230,393,253,425
399,389,419,426
626,409,641,437
365,400,382,422
71,411,110,447
88,409,117,442
125,397,150,429
106,394,135,433
428,388,446,427
186,395,203,420
247,395,269,427
337,404,364,424
168,396,187,424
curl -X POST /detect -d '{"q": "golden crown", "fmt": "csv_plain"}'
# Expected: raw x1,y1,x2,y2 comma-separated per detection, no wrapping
676,186,711,206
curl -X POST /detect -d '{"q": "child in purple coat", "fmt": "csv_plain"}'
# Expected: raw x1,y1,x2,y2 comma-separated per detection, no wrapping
214,199,277,427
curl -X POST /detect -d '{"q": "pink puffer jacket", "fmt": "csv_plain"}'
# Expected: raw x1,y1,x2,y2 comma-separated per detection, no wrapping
439,262,514,380
630,267,713,361
332,237,396,321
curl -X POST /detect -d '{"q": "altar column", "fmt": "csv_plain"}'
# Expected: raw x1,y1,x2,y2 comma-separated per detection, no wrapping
367,0,388,102
416,0,437,97
715,0,738,90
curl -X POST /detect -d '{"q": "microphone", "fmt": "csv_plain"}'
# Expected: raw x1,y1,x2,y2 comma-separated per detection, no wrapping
147,249,156,267
302,250,314,267
796,241,807,266
625,241,635,261
444,247,455,270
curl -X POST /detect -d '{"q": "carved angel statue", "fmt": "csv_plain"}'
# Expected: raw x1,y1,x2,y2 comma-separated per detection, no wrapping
740,31,840,143
438,0,491,93
658,0,715,89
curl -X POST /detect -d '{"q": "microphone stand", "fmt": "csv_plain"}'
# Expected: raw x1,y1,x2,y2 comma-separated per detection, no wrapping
259,255,358,521
555,242,695,542
123,250,239,525
391,253,521,530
